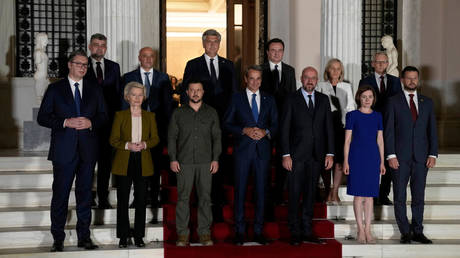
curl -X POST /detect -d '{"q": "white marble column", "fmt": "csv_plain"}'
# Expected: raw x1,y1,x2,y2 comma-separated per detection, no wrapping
321,0,362,93
86,0,141,74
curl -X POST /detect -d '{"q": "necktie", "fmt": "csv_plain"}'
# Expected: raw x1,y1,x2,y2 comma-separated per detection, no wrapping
380,75,386,94
210,58,218,85
74,82,81,116
307,94,314,113
409,94,418,122
274,64,280,91
251,93,258,122
144,72,151,111
96,61,103,85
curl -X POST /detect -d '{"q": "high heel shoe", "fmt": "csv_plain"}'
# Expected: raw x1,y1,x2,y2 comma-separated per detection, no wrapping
118,238,128,248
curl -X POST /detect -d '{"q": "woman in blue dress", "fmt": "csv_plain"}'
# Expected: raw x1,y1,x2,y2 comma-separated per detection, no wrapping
343,85,385,244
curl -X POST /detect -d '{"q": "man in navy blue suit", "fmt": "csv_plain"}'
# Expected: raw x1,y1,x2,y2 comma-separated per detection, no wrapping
223,65,278,246
84,33,122,209
123,47,172,222
359,52,402,205
37,50,107,252
384,66,438,244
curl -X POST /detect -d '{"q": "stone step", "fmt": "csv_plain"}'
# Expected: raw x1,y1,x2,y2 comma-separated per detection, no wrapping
334,220,460,240
0,243,163,258
0,224,163,250
337,184,460,202
0,207,163,228
327,201,460,220
341,239,460,258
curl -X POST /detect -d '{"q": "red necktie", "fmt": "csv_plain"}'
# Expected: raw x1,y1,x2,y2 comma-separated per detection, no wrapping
409,94,418,122
379,75,385,93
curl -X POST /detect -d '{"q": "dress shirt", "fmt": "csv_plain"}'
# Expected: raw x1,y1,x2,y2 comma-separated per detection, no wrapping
91,57,105,79
269,61,282,82
301,88,315,108
204,54,219,78
124,115,145,150
140,67,154,85
374,72,387,90
168,103,221,164
68,77,83,98
246,88,261,113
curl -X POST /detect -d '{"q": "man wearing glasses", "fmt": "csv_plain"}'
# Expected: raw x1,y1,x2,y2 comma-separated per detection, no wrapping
37,50,107,252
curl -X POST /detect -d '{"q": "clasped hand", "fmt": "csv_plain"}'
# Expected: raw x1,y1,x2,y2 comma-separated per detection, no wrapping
242,127,266,140
65,117,92,130
127,142,145,152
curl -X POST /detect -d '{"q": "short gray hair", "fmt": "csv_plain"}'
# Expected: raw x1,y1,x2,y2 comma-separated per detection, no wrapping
202,29,221,42
124,81,146,101
372,51,388,62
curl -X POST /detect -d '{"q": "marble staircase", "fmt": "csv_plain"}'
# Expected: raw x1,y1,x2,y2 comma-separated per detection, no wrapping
0,154,164,257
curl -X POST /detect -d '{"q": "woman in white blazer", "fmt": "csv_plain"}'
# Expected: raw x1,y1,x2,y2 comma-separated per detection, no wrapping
317,58,356,205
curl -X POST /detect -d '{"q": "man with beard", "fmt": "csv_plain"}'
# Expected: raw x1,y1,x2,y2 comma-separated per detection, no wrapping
168,81,221,247
84,33,122,209
384,66,438,244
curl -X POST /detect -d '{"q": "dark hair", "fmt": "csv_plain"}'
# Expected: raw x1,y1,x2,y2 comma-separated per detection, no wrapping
266,38,285,51
401,66,419,78
68,49,88,62
244,65,263,78
355,85,377,108
186,79,204,90
90,33,107,42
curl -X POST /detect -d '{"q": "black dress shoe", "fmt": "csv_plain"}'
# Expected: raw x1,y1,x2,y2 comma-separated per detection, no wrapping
290,235,301,246
78,238,99,250
379,197,393,205
50,241,64,252
118,238,128,248
134,238,146,247
412,233,432,244
303,235,325,244
254,234,269,245
400,233,411,244
233,233,244,246
98,200,113,209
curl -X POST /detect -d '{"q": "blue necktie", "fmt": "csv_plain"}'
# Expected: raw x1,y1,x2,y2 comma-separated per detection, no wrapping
144,72,151,110
251,93,258,122
74,82,81,116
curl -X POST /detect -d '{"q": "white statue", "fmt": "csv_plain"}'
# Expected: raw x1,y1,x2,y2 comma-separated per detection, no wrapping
33,33,50,104
381,35,399,77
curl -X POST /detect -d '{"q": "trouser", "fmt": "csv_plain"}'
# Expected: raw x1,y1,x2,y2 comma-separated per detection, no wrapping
176,163,213,236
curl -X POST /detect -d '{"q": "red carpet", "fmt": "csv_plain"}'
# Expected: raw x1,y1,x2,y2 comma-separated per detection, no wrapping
161,166,342,258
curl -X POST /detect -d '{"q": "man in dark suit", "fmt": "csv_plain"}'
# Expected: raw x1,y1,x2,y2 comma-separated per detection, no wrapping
359,52,402,205
182,29,237,220
123,47,172,222
384,66,438,244
84,33,121,209
37,50,107,252
260,38,297,207
280,66,334,246
223,65,278,245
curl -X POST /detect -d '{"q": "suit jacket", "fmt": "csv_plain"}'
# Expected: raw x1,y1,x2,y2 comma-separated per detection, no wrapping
223,91,278,160
316,81,356,126
260,62,297,109
37,78,108,163
84,57,122,121
122,68,172,141
384,92,438,163
359,73,402,113
109,109,159,176
182,54,237,117
280,89,334,162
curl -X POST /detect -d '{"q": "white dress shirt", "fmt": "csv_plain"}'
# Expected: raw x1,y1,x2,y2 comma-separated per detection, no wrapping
68,77,83,98
140,67,154,85
269,61,282,82
91,57,105,79
374,72,387,89
246,88,261,113
204,54,219,78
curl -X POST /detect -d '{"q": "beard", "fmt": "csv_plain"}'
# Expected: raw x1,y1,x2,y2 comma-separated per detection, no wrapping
91,53,104,60
403,84,418,92
190,97,202,104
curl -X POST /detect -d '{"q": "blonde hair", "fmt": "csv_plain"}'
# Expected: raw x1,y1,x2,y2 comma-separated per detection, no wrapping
323,58,344,82
124,81,146,101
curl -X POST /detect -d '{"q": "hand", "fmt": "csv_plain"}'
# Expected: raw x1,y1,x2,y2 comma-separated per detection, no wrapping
388,157,399,170
426,157,436,169
253,128,267,140
170,161,181,173
75,117,92,130
343,162,349,175
380,162,386,175
324,156,334,170
128,142,143,152
64,118,80,128
210,161,219,174
282,156,292,171
242,127,258,140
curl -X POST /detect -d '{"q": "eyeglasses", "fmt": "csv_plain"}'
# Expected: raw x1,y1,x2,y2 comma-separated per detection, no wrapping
71,61,89,68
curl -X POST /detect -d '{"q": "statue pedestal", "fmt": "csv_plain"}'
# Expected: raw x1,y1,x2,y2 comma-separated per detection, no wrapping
23,108,50,151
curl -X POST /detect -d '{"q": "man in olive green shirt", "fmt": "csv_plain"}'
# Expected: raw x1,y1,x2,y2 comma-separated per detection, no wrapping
168,80,221,246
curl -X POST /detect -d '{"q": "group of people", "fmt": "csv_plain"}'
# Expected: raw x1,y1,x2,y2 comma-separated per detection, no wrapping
37,28,438,252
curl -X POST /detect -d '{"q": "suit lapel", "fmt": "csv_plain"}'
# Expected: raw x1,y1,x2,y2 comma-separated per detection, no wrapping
259,93,268,120
141,110,148,141
241,92,254,122
295,90,311,117
61,79,77,115
81,79,91,110
200,55,211,79
417,95,425,121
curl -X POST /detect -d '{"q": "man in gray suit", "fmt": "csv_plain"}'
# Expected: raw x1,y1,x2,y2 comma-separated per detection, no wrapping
384,66,438,244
